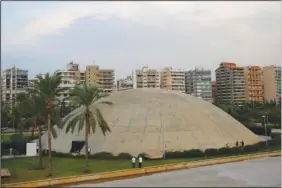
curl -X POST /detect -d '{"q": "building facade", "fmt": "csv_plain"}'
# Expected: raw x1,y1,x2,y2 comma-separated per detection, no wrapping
117,75,133,91
244,66,263,103
85,65,115,93
134,66,160,88
263,65,281,103
215,62,246,105
160,67,185,93
185,68,212,102
1,66,28,106
212,81,217,104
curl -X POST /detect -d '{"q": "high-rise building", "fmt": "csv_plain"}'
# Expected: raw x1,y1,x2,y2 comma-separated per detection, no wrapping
55,70,77,105
85,65,115,93
185,68,212,102
160,67,185,93
244,66,263,103
117,75,133,91
215,62,246,105
262,65,281,103
99,69,115,93
133,66,160,88
1,66,28,106
212,81,217,103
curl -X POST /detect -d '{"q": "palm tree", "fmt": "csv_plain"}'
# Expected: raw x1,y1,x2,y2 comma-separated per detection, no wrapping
19,95,52,168
30,73,63,177
60,84,112,173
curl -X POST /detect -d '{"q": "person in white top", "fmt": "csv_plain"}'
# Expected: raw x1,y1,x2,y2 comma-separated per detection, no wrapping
131,156,136,168
88,147,91,155
138,156,143,168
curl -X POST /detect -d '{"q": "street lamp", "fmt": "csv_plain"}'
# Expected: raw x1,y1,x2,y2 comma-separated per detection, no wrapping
262,114,268,147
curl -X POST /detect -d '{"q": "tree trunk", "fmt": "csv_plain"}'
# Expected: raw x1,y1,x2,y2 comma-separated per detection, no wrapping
84,114,89,173
38,124,43,169
47,112,52,177
31,125,35,138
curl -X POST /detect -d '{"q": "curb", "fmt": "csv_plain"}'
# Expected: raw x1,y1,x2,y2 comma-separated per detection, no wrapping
3,150,281,187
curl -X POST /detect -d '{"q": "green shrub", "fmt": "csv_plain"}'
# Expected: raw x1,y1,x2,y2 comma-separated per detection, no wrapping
205,148,218,156
166,151,185,159
183,149,205,157
116,153,132,160
218,147,241,155
10,134,24,141
90,152,115,159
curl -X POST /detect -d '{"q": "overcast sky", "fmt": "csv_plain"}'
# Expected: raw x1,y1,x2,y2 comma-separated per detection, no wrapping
2,1,281,80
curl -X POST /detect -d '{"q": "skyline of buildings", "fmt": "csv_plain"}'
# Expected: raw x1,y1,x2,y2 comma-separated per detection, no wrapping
1,62,281,107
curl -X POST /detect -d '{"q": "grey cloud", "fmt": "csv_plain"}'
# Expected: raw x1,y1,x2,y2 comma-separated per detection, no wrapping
2,6,280,80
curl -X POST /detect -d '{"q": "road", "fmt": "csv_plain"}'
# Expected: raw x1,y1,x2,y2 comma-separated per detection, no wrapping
70,157,281,187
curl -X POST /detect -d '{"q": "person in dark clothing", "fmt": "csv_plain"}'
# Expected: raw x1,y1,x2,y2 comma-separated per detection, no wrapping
241,140,244,147
235,141,239,147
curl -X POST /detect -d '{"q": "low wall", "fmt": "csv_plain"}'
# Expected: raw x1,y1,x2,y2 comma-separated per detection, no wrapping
3,151,281,188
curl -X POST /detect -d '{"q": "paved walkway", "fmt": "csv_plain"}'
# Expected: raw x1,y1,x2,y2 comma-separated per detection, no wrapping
70,157,281,187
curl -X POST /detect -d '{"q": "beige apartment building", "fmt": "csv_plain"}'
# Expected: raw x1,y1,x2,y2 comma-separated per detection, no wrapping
85,65,115,93
215,62,246,105
244,66,263,103
263,65,281,103
160,67,185,93
133,66,160,88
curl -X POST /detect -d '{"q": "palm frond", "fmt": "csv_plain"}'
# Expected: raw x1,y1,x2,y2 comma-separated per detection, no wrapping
89,111,97,134
94,108,111,135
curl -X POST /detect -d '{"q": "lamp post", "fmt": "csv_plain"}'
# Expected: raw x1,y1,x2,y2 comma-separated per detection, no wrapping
262,114,268,147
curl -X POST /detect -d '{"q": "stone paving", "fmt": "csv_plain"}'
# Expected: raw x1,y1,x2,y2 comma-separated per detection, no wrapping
70,157,281,187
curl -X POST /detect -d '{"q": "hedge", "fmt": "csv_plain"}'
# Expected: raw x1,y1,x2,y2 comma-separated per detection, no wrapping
2,133,281,159
245,125,272,136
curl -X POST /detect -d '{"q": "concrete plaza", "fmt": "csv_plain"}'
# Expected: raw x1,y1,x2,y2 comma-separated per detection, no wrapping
71,157,281,187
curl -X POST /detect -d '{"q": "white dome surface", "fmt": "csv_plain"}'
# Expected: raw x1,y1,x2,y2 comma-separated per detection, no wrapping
41,89,260,159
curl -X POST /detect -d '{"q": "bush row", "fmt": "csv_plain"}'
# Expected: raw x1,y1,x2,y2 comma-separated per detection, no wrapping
245,125,272,136
2,134,280,159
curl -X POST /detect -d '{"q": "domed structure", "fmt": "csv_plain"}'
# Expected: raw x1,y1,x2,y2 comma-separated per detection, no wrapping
41,89,259,159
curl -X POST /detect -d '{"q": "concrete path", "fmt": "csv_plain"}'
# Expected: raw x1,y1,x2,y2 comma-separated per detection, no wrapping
70,157,281,187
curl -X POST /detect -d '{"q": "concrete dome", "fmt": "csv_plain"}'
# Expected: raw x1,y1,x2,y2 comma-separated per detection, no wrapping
41,89,260,158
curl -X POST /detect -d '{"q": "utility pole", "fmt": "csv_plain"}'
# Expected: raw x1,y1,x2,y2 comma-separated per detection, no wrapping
262,113,268,147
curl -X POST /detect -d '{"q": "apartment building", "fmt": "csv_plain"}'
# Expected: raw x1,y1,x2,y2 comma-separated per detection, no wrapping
263,65,281,103
185,68,212,102
212,81,217,103
55,70,77,105
117,75,133,91
160,67,185,93
1,66,28,106
133,66,160,88
215,62,246,105
244,66,263,103
85,65,115,93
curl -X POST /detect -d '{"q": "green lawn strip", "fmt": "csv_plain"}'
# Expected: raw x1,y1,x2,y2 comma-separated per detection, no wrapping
2,157,202,184
1,132,34,142
2,145,280,184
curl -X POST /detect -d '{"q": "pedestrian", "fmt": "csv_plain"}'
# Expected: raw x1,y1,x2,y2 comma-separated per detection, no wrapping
235,141,239,147
88,147,91,155
131,156,136,168
36,145,39,154
241,140,244,147
9,148,13,156
138,156,143,168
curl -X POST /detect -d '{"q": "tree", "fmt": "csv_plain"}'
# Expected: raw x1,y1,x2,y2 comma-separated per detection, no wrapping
20,94,57,169
60,84,112,173
30,73,63,177
1,101,11,128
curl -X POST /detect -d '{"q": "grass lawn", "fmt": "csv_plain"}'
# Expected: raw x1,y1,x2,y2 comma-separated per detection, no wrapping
1,132,35,142
2,156,204,184
2,145,281,184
